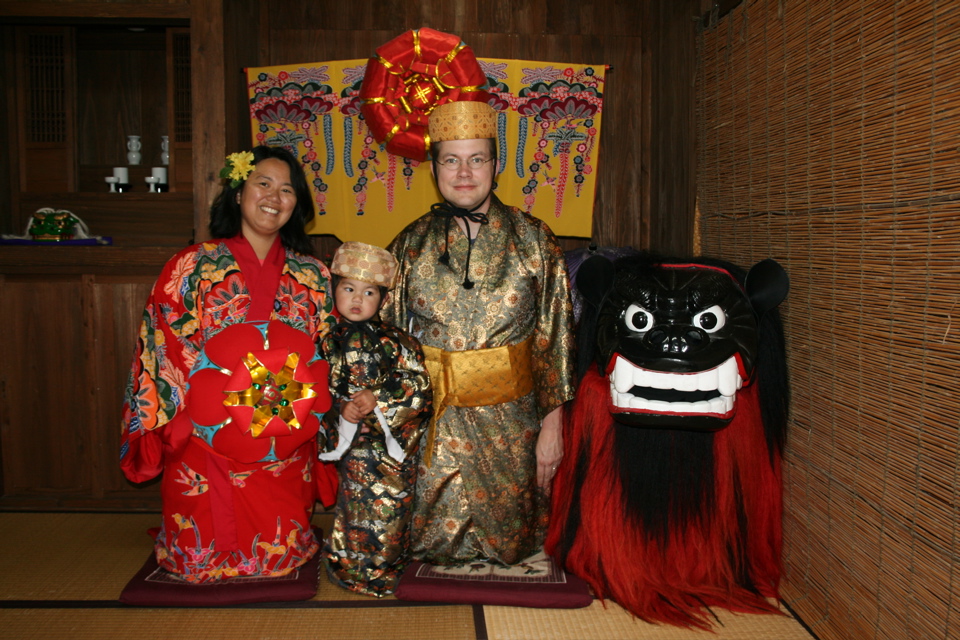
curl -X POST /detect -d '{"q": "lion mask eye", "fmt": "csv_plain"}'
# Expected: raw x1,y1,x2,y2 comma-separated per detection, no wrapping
692,305,726,333
623,304,655,333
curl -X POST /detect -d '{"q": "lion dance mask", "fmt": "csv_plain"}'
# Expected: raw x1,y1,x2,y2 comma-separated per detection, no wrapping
547,253,790,629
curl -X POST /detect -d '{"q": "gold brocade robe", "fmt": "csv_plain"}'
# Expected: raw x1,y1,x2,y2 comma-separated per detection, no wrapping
319,320,432,596
382,194,576,565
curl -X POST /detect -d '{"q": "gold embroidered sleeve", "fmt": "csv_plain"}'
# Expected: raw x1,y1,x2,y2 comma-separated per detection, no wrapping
531,221,577,418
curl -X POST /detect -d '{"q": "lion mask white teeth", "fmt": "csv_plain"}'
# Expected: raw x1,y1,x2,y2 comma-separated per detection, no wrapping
608,354,744,417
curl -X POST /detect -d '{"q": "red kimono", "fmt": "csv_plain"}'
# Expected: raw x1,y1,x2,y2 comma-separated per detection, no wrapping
121,236,335,582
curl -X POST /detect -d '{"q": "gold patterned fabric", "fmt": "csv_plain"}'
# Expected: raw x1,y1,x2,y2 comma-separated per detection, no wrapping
329,241,398,288
428,101,498,142
319,320,432,596
382,194,575,565
420,339,533,466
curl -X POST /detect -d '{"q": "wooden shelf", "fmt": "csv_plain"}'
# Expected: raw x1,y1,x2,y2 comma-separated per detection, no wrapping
0,245,177,275
10,24,192,207
16,192,194,249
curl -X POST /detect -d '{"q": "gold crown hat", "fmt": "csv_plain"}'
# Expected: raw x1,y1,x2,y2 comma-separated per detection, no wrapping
428,101,497,143
330,241,399,289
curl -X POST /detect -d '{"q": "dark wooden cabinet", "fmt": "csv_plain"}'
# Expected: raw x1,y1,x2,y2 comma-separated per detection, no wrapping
14,26,76,195
8,23,193,237
1,12,194,511
0,248,179,510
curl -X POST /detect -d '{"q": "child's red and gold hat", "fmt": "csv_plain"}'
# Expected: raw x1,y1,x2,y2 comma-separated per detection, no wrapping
330,241,398,289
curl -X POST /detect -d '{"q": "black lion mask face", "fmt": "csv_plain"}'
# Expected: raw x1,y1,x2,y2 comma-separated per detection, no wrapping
577,255,788,431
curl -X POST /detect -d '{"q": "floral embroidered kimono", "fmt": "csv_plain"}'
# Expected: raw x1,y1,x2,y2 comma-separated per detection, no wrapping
319,319,431,596
382,194,576,565
121,236,335,583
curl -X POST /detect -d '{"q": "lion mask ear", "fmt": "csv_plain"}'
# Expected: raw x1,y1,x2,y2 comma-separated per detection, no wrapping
745,258,789,317
577,255,616,308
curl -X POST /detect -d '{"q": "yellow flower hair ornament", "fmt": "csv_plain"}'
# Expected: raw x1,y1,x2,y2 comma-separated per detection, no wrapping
219,151,255,188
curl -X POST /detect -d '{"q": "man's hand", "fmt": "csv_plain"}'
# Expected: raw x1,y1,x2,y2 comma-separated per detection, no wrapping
536,406,564,489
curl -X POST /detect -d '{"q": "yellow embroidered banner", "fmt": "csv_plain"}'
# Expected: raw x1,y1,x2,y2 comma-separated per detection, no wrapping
247,58,604,247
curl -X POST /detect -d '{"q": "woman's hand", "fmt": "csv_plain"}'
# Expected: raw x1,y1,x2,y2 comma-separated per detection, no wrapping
536,406,564,489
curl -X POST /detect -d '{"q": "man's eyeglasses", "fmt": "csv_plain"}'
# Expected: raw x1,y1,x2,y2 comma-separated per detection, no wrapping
436,156,494,171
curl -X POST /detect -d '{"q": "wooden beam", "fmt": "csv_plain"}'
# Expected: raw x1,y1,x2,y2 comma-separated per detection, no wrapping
189,0,226,242
0,2,190,20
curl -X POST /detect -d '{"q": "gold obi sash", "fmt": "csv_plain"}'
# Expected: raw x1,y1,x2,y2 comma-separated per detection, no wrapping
421,337,534,466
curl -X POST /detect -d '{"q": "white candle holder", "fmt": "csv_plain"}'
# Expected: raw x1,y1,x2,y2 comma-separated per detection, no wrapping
105,176,119,193
145,176,160,193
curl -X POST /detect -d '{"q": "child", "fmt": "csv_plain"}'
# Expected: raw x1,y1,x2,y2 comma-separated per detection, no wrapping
318,241,432,597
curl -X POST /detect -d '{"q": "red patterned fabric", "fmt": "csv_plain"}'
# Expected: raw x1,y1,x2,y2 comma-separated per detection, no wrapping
359,27,489,161
184,321,331,463
119,530,324,606
121,237,337,583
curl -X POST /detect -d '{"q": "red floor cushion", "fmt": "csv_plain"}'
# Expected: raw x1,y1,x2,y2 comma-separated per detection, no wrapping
395,551,592,609
119,532,322,607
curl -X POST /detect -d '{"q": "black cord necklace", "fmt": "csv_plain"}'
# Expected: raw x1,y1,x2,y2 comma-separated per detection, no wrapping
430,200,489,289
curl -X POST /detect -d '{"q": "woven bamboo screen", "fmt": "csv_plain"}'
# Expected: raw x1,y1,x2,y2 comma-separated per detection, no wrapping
696,2,960,639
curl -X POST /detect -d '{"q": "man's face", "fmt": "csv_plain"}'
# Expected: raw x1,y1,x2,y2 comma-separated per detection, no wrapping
432,138,496,212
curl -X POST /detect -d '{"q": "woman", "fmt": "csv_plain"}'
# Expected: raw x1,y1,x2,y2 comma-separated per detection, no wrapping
121,146,336,583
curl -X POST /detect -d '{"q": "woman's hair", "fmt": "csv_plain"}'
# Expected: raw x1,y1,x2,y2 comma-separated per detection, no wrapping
208,145,316,255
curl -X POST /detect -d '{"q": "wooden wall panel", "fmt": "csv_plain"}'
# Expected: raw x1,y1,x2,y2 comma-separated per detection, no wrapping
20,147,72,194
0,277,90,498
223,0,259,155
15,26,76,194
265,0,644,38
89,277,162,508
0,273,162,510
171,146,192,193
188,0,226,241
647,0,698,254
1,26,19,236
0,1,190,20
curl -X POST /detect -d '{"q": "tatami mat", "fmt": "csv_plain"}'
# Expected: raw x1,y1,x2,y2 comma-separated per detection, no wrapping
0,512,160,601
485,601,815,640
0,608,478,640
0,512,816,640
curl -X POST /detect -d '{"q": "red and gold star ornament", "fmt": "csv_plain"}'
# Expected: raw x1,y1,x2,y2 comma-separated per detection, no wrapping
185,321,331,463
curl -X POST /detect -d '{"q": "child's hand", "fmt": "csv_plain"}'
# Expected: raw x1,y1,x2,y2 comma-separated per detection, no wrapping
341,389,376,423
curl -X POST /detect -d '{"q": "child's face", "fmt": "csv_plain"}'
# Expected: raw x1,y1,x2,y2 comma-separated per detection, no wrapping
334,277,383,322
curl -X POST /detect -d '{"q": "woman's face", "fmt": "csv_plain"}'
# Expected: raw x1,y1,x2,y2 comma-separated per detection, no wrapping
238,158,297,244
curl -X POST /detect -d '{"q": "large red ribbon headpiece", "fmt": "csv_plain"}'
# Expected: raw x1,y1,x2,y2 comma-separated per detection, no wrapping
359,27,490,161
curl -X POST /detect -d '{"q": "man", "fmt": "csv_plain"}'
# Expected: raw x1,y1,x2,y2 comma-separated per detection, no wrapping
382,100,576,565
